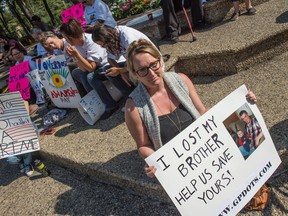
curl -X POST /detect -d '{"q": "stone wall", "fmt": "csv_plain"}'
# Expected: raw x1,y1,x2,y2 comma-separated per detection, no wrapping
120,0,270,39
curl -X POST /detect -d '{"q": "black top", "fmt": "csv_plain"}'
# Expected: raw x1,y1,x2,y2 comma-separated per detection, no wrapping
159,104,195,145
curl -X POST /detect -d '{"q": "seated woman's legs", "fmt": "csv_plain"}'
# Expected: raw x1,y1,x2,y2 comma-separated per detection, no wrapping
103,62,135,98
72,68,93,93
86,72,117,111
107,75,135,98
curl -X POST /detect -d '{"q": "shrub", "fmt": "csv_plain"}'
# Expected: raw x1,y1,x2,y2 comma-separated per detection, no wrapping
108,0,161,20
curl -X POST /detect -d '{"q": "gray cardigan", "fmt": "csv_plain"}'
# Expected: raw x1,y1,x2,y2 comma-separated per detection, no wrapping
130,72,201,150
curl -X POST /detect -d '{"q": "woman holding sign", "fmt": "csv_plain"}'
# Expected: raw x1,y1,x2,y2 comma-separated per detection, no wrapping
0,35,27,66
124,39,257,177
11,48,38,115
60,18,126,119
12,48,37,71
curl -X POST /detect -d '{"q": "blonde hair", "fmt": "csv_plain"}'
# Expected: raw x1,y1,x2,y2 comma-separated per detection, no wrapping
127,39,163,83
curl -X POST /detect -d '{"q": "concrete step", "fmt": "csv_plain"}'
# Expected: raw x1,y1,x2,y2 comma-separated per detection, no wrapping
33,0,288,205
159,0,288,75
121,0,270,39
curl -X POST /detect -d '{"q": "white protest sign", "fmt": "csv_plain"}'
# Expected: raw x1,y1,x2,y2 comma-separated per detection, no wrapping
78,90,105,125
26,69,45,105
145,85,281,216
0,92,40,159
36,55,81,108
77,81,122,125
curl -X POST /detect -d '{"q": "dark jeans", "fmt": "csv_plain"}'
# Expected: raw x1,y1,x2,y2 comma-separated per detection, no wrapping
101,62,135,99
72,63,134,111
161,0,181,37
161,0,204,36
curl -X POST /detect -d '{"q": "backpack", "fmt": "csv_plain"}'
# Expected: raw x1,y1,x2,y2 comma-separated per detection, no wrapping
244,184,271,211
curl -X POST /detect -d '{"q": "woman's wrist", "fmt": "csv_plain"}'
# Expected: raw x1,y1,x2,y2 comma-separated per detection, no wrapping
120,67,128,74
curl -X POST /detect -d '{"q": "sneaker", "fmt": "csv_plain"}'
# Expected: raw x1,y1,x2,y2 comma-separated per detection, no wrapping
19,164,34,177
247,7,257,15
24,165,34,177
161,34,178,43
230,12,239,21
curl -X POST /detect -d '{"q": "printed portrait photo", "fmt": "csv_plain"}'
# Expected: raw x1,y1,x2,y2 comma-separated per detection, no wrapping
223,103,265,160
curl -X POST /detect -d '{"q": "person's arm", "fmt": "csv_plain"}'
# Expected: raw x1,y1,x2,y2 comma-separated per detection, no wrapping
246,90,257,103
125,98,156,177
94,0,109,22
66,45,97,72
106,58,127,76
125,98,155,158
178,73,207,115
106,58,131,86
255,132,264,147
3,44,15,60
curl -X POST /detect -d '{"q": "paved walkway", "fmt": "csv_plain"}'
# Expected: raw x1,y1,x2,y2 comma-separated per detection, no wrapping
1,0,288,214
1,48,287,216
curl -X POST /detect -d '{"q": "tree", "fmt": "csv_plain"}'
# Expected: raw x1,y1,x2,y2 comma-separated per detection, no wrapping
6,0,31,36
42,0,55,26
15,0,32,25
0,7,11,34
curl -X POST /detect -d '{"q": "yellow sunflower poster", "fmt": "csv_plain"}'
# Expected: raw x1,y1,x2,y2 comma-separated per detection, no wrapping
37,55,81,108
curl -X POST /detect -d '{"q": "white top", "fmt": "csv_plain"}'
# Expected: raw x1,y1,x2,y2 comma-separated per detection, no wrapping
84,0,116,27
36,43,48,56
16,55,37,71
108,25,151,61
74,33,108,66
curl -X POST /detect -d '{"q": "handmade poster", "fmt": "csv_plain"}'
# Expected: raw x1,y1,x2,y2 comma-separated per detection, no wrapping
61,3,86,26
0,92,40,159
78,90,105,125
26,69,45,105
78,81,122,125
8,61,30,100
37,55,81,108
145,85,281,216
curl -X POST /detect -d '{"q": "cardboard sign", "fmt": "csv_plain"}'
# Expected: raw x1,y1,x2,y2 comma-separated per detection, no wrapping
145,85,281,216
0,92,40,159
36,55,81,109
9,61,30,100
78,81,122,125
26,69,45,105
78,90,105,125
61,3,86,26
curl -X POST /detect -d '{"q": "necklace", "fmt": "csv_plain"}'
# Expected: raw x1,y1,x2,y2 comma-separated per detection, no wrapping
153,90,182,133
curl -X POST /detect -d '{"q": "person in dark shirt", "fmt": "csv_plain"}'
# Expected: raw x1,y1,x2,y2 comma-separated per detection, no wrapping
161,0,205,42
31,15,54,32
0,34,27,65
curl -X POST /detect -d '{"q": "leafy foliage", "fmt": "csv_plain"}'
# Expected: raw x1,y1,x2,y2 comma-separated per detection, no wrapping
0,0,73,40
0,0,160,41
108,0,161,20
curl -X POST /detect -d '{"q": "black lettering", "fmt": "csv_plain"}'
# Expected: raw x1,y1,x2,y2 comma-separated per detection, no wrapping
156,155,170,171
178,164,189,177
173,147,183,158
185,156,198,171
211,133,225,147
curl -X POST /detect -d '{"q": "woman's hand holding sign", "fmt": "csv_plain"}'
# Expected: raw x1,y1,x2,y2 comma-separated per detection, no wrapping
145,165,157,178
246,90,257,104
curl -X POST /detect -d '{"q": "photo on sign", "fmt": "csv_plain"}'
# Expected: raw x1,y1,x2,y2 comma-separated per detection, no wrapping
223,103,265,160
